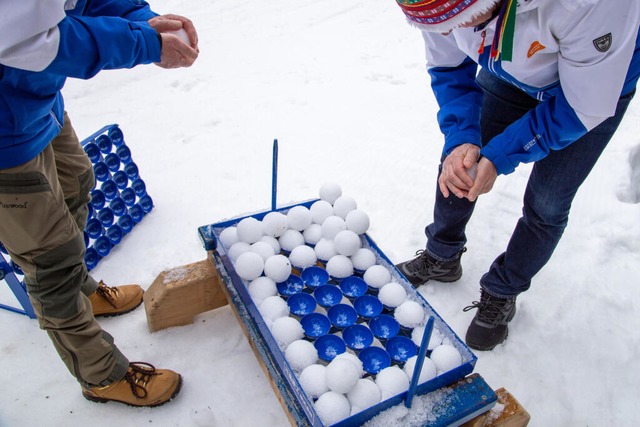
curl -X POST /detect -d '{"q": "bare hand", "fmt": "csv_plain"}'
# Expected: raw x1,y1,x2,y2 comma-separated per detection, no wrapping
155,33,199,68
438,143,480,198
467,157,497,202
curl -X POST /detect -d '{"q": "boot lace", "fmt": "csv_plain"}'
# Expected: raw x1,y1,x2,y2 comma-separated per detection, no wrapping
404,250,438,275
463,293,511,325
95,280,120,308
124,362,159,399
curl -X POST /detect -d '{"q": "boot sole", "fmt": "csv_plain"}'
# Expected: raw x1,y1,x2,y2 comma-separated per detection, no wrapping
83,374,183,407
92,299,143,318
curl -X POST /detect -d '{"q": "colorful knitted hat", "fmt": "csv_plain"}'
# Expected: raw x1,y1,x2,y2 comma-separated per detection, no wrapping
396,0,502,33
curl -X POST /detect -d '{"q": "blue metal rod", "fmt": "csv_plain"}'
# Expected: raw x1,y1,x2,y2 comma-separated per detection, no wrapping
271,139,278,211
405,315,435,408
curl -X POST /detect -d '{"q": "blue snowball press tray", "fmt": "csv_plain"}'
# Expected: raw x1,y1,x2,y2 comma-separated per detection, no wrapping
198,200,492,427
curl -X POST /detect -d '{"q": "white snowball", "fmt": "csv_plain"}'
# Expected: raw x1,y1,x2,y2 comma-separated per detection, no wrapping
314,238,337,262
345,209,370,235
403,355,437,385
236,217,263,244
270,317,304,349
287,205,313,231
247,276,277,305
394,300,426,329
262,211,288,238
258,235,281,254
326,255,354,279
228,241,250,263
289,245,318,269
321,215,347,240
319,182,342,205
334,352,364,377
168,28,190,44
259,296,290,321
333,196,357,220
249,241,276,261
430,344,463,375
299,364,328,398
264,255,292,283
279,229,305,253
350,248,377,272
315,392,351,426
326,358,360,394
285,340,318,372
310,200,334,225
234,251,264,281
378,282,407,308
411,325,444,350
347,379,381,415
302,224,323,246
375,366,410,400
333,230,362,257
218,226,239,249
363,265,391,289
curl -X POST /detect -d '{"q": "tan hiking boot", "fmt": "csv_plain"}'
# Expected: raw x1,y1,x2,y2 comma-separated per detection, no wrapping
88,280,143,317
82,362,182,407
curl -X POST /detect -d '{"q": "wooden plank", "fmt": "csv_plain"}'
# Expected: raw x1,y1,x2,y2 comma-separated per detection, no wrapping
144,252,228,332
461,387,530,427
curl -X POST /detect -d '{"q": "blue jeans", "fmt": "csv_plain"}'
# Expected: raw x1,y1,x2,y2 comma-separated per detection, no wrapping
426,70,635,298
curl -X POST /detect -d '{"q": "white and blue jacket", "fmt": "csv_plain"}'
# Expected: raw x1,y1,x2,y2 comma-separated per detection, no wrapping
421,0,640,175
0,0,161,169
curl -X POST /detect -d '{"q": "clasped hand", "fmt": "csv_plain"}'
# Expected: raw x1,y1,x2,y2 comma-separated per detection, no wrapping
148,14,199,69
438,143,497,202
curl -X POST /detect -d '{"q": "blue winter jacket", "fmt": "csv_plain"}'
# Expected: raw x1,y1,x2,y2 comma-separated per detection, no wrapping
0,0,161,169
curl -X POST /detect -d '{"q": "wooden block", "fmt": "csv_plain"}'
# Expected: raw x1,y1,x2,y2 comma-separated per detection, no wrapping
461,387,530,427
144,252,229,332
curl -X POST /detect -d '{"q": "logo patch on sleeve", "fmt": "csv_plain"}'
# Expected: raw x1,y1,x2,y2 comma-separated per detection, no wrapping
593,33,612,52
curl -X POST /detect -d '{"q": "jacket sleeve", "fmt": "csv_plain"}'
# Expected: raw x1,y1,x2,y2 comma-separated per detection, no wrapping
80,0,158,22
422,31,484,156
42,15,161,79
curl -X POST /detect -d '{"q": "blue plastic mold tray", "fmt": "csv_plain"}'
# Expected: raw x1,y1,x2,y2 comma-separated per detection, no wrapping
198,200,484,427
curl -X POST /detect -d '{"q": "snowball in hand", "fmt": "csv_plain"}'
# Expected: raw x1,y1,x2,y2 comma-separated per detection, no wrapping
236,217,263,244
378,282,407,308
345,209,370,235
169,28,190,45
363,265,391,289
394,300,426,328
262,211,288,238
333,230,362,257
333,195,357,219
321,215,346,240
299,364,328,398
315,392,351,426
403,355,437,385
234,251,264,281
289,245,317,270
263,255,292,283
285,340,318,372
270,317,304,349
375,366,410,400
319,182,342,205
310,200,334,225
326,358,360,394
351,248,376,272
326,255,354,279
430,344,463,374
347,379,381,415
259,295,290,321
218,226,239,249
287,205,312,231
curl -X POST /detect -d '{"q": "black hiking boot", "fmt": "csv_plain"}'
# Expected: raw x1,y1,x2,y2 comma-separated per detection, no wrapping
463,290,517,351
395,248,466,286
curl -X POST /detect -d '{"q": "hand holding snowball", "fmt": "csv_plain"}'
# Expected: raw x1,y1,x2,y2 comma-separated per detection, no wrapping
148,14,199,68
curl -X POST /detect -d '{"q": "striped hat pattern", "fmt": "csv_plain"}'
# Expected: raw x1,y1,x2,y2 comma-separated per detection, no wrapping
396,0,502,33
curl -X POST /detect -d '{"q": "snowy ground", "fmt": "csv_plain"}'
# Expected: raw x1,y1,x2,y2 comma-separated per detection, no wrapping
2,0,640,426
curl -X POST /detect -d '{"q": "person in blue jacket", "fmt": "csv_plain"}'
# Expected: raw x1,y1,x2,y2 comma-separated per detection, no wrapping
393,0,640,350
0,0,198,407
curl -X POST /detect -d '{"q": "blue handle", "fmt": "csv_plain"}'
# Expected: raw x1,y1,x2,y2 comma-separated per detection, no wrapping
405,315,435,408
272,139,278,211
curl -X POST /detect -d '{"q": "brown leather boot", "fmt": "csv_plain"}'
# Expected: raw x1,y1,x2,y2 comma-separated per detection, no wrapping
88,281,143,317
82,362,182,407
